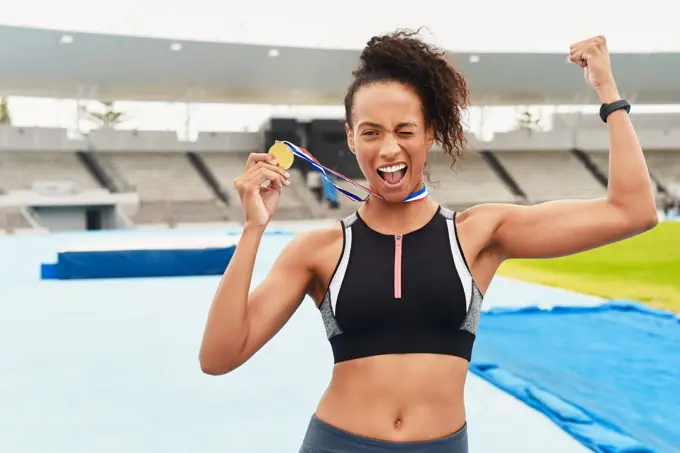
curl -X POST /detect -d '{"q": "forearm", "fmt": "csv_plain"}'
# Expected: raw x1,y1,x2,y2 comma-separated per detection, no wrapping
199,223,265,372
599,83,657,221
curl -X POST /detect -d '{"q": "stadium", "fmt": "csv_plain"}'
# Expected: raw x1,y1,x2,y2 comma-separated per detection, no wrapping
1,14,679,453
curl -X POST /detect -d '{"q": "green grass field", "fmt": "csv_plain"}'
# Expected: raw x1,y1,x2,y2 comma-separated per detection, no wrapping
497,221,680,313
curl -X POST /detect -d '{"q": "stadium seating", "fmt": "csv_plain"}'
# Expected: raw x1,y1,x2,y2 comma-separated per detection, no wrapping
426,150,517,210
197,152,246,202
0,151,99,192
644,151,680,197
0,207,32,232
0,121,677,230
495,151,606,202
588,150,680,199
99,152,225,224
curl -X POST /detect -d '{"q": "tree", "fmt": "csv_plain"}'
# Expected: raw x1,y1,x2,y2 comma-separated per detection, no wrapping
0,97,11,125
516,110,541,132
84,100,127,129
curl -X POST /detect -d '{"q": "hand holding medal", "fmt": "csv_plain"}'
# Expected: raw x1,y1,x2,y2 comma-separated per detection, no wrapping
233,147,291,227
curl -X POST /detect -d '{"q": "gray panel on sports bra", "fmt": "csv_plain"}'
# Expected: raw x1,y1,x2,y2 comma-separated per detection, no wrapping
460,282,483,335
319,292,343,339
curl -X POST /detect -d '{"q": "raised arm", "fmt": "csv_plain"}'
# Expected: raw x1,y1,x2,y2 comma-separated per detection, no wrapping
472,36,658,260
199,152,313,375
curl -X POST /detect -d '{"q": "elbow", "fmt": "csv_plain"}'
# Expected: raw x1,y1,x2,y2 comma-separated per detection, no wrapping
640,213,659,232
611,195,659,233
637,199,660,231
624,206,659,234
199,329,249,376
200,361,231,376
199,350,240,376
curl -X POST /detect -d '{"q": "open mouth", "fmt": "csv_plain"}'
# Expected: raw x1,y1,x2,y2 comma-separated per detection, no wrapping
377,163,407,188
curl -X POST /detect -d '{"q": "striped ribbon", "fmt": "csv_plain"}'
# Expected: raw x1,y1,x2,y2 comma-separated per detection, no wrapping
280,141,428,203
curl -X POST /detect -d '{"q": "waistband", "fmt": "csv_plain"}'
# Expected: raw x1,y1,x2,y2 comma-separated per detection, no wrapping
300,414,468,453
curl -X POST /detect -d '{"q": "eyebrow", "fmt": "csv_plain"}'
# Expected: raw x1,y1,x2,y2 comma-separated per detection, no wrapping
358,121,418,129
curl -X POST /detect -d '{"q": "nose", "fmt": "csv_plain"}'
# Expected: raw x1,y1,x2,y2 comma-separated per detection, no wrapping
379,134,401,161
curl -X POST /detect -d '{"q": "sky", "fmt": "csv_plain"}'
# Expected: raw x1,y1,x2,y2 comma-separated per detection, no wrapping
2,0,678,140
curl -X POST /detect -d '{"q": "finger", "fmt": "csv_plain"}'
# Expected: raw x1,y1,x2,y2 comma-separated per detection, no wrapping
268,179,284,192
245,152,277,170
568,53,587,68
569,39,591,52
235,165,290,194
569,35,603,51
260,186,281,198
245,168,290,188
568,53,582,63
245,161,290,180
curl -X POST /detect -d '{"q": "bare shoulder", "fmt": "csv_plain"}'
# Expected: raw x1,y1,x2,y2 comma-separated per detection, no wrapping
455,203,507,250
287,222,344,259
287,222,345,304
302,222,344,246
274,222,342,259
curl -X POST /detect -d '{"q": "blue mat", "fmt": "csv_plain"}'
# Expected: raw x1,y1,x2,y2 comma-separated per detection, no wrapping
471,301,680,453
41,240,237,280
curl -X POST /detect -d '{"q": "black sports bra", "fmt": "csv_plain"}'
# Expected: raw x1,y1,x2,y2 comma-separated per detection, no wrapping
317,206,484,364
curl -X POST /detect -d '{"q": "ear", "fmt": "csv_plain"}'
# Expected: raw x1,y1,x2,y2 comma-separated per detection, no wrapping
426,122,435,149
345,123,356,154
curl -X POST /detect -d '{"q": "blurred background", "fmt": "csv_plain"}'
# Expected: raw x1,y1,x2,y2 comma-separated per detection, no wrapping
1,2,678,452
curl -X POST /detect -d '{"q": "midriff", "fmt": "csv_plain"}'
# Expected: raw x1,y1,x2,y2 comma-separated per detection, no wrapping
314,352,469,442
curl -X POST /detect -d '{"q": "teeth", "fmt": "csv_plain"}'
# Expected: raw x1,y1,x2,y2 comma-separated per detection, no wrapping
377,164,406,173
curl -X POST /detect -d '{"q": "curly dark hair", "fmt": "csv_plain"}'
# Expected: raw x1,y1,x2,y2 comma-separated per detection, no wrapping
344,28,470,167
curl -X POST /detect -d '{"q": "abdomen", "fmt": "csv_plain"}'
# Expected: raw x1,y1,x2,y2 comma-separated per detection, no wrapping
315,353,469,442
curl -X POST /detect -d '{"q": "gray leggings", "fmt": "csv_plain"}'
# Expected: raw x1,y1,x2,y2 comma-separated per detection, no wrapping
299,415,469,453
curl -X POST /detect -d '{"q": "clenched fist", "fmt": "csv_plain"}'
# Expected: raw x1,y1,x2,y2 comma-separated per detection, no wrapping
569,35,616,91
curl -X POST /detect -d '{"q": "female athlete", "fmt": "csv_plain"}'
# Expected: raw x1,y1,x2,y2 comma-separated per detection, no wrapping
199,30,658,452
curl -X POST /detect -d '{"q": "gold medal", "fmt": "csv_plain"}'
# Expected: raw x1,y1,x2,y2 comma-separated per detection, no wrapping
268,141,295,170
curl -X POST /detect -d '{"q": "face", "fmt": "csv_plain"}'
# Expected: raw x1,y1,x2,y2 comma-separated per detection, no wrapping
346,81,434,203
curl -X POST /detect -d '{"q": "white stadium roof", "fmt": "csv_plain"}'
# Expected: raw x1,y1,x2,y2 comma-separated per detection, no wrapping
2,24,680,106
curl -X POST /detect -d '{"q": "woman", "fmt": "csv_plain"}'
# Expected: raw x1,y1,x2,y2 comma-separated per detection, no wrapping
199,30,658,452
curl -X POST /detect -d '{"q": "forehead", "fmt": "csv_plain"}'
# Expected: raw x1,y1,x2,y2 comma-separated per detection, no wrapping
352,81,424,126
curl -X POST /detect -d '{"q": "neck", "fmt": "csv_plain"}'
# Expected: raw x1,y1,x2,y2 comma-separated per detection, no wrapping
358,194,439,236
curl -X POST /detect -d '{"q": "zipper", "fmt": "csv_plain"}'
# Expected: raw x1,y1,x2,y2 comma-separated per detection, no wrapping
394,234,403,299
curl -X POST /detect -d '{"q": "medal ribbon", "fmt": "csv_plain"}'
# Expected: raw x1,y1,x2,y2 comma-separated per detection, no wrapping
280,141,428,203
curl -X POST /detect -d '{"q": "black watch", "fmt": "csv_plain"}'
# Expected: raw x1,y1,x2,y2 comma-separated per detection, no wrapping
599,99,631,123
